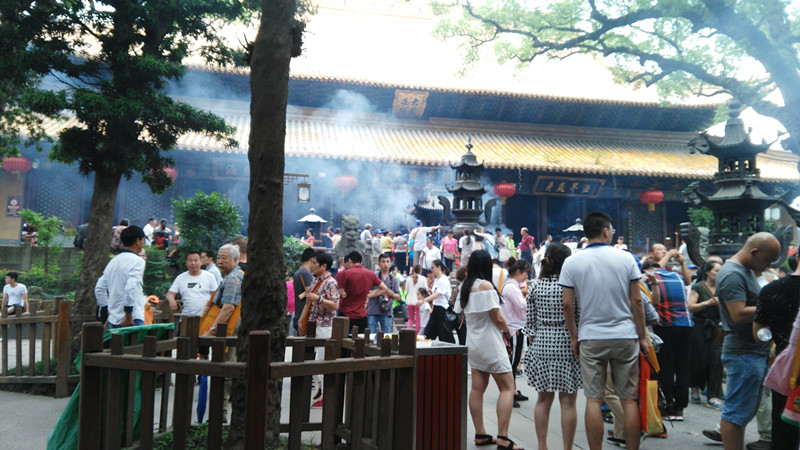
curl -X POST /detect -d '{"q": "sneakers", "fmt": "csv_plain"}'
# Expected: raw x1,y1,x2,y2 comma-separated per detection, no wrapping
663,414,684,422
702,429,722,442
514,392,529,402
690,395,701,404
513,400,521,408
602,411,615,423
311,397,323,408
746,440,771,450
706,398,724,410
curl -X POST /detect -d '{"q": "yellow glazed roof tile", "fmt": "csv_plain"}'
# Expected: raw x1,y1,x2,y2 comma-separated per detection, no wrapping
33,111,799,182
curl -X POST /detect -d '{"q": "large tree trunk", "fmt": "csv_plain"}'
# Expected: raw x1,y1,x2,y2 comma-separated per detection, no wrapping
226,0,294,447
69,171,121,358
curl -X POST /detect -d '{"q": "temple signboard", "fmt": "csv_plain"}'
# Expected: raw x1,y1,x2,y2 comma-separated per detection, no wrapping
532,176,606,197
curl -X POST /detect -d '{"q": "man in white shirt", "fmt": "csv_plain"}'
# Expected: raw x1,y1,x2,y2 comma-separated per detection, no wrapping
421,238,442,269
167,251,219,316
201,249,223,284
142,217,157,246
409,219,443,267
2,272,28,315
560,211,648,450
95,226,147,328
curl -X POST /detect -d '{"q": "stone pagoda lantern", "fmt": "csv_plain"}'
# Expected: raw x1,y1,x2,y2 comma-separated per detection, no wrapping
681,101,799,266
438,140,497,234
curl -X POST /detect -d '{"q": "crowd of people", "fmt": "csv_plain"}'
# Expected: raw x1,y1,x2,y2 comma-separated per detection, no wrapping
70,208,800,449
287,212,800,450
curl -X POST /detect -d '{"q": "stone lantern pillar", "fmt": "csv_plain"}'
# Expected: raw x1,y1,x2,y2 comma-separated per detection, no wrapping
681,101,800,266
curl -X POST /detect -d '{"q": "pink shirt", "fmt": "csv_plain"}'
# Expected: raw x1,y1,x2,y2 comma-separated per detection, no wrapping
286,281,295,313
500,280,527,333
441,237,458,255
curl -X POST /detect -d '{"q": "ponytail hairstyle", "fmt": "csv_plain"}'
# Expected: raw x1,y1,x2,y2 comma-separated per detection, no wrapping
539,242,571,279
460,250,495,309
462,229,472,245
431,259,450,277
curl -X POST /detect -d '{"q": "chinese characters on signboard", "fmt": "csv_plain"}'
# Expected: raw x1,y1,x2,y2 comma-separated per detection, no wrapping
6,196,20,217
532,176,606,197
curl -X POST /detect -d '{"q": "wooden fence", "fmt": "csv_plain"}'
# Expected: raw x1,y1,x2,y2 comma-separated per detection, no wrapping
0,297,81,397
77,315,418,449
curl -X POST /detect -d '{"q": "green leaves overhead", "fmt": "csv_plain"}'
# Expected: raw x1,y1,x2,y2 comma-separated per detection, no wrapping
433,0,800,152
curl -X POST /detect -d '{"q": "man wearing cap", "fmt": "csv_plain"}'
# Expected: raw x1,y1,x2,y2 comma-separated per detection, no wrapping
409,220,443,268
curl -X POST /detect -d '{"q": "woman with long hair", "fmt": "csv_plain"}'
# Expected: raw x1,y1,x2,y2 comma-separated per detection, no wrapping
303,229,315,247
423,260,456,343
688,259,725,409
522,242,580,450
456,250,521,449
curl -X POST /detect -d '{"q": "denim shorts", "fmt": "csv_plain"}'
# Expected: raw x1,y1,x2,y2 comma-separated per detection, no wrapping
721,353,768,427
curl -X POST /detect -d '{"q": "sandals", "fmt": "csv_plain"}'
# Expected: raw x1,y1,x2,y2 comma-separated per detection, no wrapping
475,434,495,446
496,435,523,450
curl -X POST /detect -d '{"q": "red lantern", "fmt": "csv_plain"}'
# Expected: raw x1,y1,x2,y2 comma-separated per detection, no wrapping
2,156,32,173
164,167,178,181
639,190,664,212
493,182,516,205
334,175,358,192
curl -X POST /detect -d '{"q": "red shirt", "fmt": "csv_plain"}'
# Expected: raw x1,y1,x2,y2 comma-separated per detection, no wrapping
519,235,535,252
335,264,381,319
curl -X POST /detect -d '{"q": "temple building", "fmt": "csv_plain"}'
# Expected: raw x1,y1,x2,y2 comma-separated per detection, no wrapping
2,0,798,252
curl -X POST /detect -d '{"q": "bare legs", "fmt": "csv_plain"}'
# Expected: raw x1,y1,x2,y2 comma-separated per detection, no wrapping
468,369,521,449
535,391,578,450
534,392,554,449
470,370,490,438
559,392,578,449
721,419,745,450
585,397,605,450
621,399,640,450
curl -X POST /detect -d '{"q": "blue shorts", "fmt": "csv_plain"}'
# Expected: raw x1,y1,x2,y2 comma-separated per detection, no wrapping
721,353,768,427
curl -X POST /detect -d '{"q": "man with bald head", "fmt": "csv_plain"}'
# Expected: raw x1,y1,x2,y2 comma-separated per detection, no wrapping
716,232,780,450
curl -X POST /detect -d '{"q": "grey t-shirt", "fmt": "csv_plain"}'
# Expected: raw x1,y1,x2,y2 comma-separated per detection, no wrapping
293,267,314,319
717,260,770,356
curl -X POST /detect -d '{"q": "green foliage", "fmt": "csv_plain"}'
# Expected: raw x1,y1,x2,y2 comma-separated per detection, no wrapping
432,0,800,152
0,1,69,156
18,209,68,292
687,206,714,229
45,0,248,194
152,425,316,450
284,235,307,276
143,247,173,299
173,191,242,253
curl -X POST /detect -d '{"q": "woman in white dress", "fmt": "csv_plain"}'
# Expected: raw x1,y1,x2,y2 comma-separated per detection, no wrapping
456,250,522,450
459,229,474,267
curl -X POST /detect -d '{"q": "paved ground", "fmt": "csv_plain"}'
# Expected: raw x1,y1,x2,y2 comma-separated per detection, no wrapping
1,338,763,449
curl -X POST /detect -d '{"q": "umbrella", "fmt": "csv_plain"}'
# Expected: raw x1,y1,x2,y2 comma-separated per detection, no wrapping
563,218,583,232
197,375,208,423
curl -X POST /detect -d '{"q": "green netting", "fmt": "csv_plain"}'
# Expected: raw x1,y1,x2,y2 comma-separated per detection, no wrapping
47,323,175,450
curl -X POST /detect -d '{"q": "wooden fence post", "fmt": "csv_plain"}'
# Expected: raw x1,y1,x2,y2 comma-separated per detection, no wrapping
244,331,270,450
78,323,105,449
55,300,72,398
139,336,157,449
393,329,417,450
173,337,192,449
